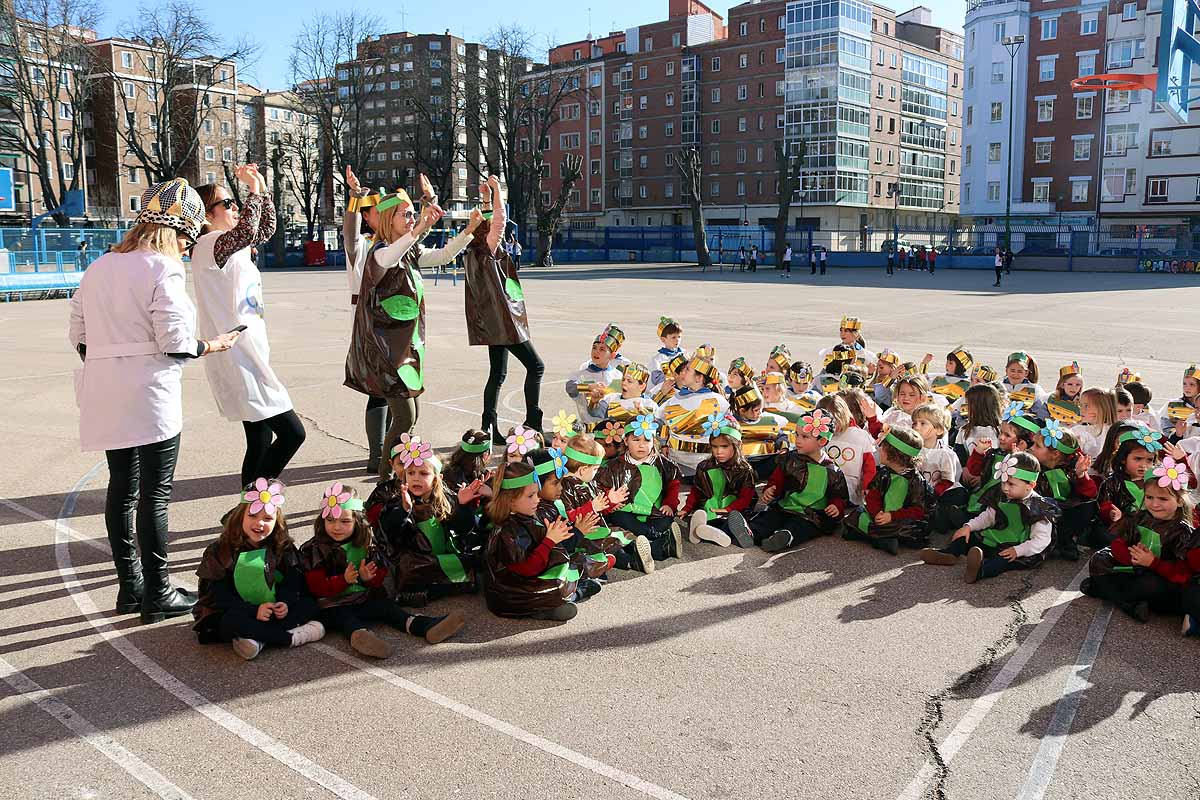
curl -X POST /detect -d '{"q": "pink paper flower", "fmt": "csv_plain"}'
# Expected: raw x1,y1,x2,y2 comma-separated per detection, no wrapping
507,426,536,455
395,432,430,468
801,409,832,439
1153,457,1189,491
321,482,351,519
243,477,284,515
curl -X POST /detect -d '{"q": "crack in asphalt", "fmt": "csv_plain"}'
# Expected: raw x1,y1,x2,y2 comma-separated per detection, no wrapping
294,410,368,452
915,573,1034,800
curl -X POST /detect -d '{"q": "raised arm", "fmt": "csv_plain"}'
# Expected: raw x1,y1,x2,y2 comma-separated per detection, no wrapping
254,193,277,246
416,207,484,268
212,193,264,268
485,175,506,256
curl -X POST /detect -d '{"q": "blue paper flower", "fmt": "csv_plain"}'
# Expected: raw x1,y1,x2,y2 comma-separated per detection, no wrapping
1001,400,1026,422
548,447,569,479
701,411,724,438
629,414,659,440
1039,418,1064,448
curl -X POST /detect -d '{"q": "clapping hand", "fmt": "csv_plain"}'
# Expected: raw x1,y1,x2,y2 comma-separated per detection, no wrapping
545,518,572,544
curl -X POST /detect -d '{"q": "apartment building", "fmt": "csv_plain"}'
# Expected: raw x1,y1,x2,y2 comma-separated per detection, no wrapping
239,86,323,231
962,0,1200,232
524,0,963,237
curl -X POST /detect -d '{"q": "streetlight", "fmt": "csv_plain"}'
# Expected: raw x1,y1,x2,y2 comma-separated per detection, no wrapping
1002,34,1025,251
888,181,900,255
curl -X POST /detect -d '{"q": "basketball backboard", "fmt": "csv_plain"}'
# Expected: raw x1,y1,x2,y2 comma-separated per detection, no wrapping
1157,0,1200,125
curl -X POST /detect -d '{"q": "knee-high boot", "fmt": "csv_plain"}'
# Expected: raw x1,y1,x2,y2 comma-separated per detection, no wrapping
365,404,389,472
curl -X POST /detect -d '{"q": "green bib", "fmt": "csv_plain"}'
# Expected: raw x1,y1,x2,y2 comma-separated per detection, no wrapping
584,525,633,546
779,462,830,514
703,468,737,521
1043,468,1071,502
554,499,567,518
414,518,468,582
622,464,663,520
1123,479,1145,512
855,472,909,533
1114,524,1163,573
504,277,524,301
339,542,369,596
233,548,279,605
980,502,1029,549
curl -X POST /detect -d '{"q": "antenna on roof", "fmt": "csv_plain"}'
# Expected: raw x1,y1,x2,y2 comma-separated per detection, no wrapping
587,7,593,39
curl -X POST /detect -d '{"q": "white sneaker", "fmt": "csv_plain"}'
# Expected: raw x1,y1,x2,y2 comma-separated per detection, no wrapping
232,638,264,660
688,510,707,543
695,524,732,547
288,620,326,648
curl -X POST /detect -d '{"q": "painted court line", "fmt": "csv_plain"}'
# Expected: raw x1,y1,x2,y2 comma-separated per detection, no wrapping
44,465,379,800
896,565,1091,800
314,644,691,800
1014,604,1113,800
0,653,196,800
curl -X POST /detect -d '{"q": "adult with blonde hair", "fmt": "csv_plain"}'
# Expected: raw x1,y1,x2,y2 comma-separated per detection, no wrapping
345,173,484,479
193,165,305,487
69,178,241,624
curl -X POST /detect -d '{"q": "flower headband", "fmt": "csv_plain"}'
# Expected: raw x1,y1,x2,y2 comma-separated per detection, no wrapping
884,431,921,458
499,463,540,490
701,411,725,438
564,445,603,465
459,435,491,454
376,187,414,212
392,432,434,468
625,414,659,440
1149,457,1189,491
1118,426,1164,453
242,477,284,515
598,419,624,444
800,409,834,441
320,482,364,519
551,410,578,438
506,426,538,455
994,454,1040,483
1038,419,1078,455
1001,401,1042,434
547,447,569,479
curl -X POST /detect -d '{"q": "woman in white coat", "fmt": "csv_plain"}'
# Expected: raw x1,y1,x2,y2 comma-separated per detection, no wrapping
69,179,240,624
192,165,306,486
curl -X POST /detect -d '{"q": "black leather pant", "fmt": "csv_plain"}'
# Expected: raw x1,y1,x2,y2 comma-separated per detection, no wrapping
483,341,545,429
104,434,180,590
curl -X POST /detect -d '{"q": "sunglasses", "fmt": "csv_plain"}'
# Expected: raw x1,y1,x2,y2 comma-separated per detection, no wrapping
208,197,237,211
402,210,417,219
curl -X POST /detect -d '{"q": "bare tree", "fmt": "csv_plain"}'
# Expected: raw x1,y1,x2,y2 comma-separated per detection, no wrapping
466,25,535,227
531,152,582,267
394,58,470,203
276,109,324,241
676,147,710,268
288,11,383,216
773,140,805,271
111,0,259,183
0,0,101,223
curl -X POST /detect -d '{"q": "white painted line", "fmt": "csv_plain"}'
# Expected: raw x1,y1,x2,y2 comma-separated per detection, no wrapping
313,643,692,800
0,653,196,800
428,399,520,427
896,565,1091,800
1014,604,1113,800
45,464,379,800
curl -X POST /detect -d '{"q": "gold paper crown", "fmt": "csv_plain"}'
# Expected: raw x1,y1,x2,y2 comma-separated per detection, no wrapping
950,347,974,372
763,372,787,386
594,323,625,353
657,316,680,337
729,357,755,380
693,344,716,361
1185,363,1199,379
688,356,718,382
877,349,901,367
1059,361,1082,380
973,364,998,383
823,348,855,368
768,345,791,371
788,362,813,382
840,316,862,331
1116,367,1141,385
665,353,688,374
733,385,763,409
623,362,650,383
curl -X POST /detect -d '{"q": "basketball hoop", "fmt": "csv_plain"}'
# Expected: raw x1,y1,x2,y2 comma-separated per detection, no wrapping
1070,73,1158,92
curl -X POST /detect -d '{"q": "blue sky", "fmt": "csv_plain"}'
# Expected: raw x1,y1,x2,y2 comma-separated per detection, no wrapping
99,0,967,90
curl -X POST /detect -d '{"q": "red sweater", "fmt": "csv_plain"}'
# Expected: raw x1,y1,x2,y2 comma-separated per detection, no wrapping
305,565,388,598
508,537,557,577
1110,539,1197,584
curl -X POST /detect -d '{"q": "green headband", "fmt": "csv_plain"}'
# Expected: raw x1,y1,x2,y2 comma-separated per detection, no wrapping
533,459,557,476
716,426,743,441
340,498,365,512
564,446,602,465
460,439,491,454
884,432,921,458
1010,415,1043,436
1012,467,1040,482
500,470,539,489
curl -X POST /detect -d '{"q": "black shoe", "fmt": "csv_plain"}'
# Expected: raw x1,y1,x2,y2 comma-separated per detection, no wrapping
1123,600,1151,622
575,578,603,602
1079,577,1094,596
115,572,144,615
875,537,900,555
726,511,754,548
140,586,197,624
533,603,579,621
1058,540,1080,561
668,521,684,559
761,530,793,552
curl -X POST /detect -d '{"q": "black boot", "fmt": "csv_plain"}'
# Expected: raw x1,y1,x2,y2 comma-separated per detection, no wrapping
483,413,506,446
524,408,545,438
110,536,144,615
138,516,196,625
365,403,388,473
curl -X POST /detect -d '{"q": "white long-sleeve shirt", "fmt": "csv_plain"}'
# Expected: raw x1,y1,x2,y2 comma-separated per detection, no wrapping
966,505,1051,558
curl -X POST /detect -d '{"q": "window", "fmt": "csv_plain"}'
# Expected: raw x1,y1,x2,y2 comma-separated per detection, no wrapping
129,195,140,212
1042,18,1057,40
994,22,1006,42
1038,99,1054,121
711,87,721,102
672,33,681,47
639,95,647,110
1123,2,1137,20
1106,89,1132,112
666,91,675,106
776,47,785,63
1035,141,1052,162
966,106,973,125
991,62,1004,82
204,146,215,161
1033,182,1050,203
965,145,972,164
58,102,71,119
967,66,974,88
222,147,233,161
710,181,720,196
990,102,1003,122
737,84,748,100
559,133,580,149
1081,13,1098,35
638,125,647,139
711,119,721,134
711,56,721,71
739,21,748,36
665,122,674,136
736,147,746,164
988,142,1001,161
738,116,747,132
1108,39,1145,69
1074,138,1092,160
591,188,602,206
1076,95,1094,118
666,61,675,76
121,51,133,68
638,66,647,80
739,53,748,68
1039,58,1056,81
1078,53,1096,77
1105,123,1139,154
645,37,653,51
1069,180,1088,203
123,81,135,98
429,40,442,50
987,182,1001,201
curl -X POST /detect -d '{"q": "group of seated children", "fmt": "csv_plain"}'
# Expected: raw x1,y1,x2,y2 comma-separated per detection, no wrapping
188,315,1200,661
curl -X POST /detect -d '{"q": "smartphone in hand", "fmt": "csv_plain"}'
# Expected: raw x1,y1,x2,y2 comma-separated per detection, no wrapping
229,325,248,333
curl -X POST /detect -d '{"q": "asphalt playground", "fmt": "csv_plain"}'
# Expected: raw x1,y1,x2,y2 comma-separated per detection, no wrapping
1,262,1197,800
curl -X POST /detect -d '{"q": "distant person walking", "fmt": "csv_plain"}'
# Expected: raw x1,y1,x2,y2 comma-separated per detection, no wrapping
1004,246,1014,275
898,245,908,271
506,232,522,269
928,247,937,275
886,249,894,275
818,247,828,275
749,245,758,272
993,246,1003,287
738,245,747,272
782,244,792,278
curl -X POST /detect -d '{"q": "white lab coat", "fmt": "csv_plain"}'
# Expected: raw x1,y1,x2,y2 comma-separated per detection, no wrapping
191,232,293,422
68,249,202,452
